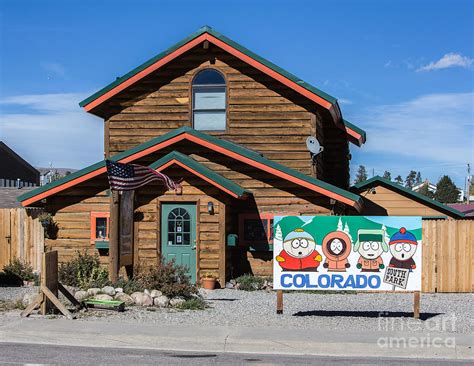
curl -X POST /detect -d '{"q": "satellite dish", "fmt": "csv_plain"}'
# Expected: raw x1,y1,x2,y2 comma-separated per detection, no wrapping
306,136,324,155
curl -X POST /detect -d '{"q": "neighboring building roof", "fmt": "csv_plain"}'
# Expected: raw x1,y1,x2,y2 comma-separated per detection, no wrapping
447,204,474,217
0,141,39,178
79,26,366,146
412,181,437,193
18,127,363,210
352,176,465,218
149,151,250,199
0,187,36,208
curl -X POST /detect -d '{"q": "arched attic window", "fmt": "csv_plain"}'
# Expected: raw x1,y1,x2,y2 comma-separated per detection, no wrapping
192,69,226,131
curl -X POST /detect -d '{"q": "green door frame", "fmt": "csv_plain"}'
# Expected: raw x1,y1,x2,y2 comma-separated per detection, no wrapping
161,202,197,283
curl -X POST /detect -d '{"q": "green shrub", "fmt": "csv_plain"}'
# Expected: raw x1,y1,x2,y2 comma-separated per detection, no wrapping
0,272,23,287
58,251,107,289
235,274,265,291
177,297,207,310
112,277,143,295
133,260,197,298
3,258,34,282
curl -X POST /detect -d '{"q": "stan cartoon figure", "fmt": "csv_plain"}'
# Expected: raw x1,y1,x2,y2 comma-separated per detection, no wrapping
389,227,417,270
354,229,388,272
275,228,322,271
322,231,352,272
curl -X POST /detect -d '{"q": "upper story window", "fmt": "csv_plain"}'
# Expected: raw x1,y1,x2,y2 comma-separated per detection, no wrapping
192,69,226,131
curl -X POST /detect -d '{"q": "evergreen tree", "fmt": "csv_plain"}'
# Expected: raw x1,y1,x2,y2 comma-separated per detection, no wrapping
382,171,392,181
405,170,417,188
354,165,368,184
382,224,390,246
415,172,422,185
434,175,459,203
418,182,434,199
337,217,343,231
343,222,352,243
394,175,403,185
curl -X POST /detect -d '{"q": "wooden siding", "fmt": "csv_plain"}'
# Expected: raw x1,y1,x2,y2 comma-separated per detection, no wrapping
102,45,350,186
359,186,448,216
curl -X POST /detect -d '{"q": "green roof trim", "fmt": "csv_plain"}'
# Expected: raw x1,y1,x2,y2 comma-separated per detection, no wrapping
352,176,465,218
18,126,362,209
148,151,250,198
343,119,366,143
79,26,337,108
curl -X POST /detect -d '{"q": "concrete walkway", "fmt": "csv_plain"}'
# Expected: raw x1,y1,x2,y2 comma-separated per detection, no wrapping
0,315,472,360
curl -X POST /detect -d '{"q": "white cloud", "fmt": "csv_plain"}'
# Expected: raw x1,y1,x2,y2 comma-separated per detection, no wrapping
0,93,103,168
357,92,474,164
41,62,66,78
417,53,473,72
338,98,353,105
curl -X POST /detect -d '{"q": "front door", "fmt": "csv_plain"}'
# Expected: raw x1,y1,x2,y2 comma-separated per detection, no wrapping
161,203,197,282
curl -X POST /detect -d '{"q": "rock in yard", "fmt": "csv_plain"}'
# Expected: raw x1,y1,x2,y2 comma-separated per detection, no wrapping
94,294,113,301
144,289,150,295
115,287,123,293
150,289,162,298
131,292,153,306
87,288,101,296
153,295,169,308
22,292,39,307
115,292,134,305
74,290,88,301
101,286,116,296
170,297,185,307
225,282,234,289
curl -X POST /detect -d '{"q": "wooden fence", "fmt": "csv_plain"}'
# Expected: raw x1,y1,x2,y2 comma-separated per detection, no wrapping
0,208,44,272
422,219,474,293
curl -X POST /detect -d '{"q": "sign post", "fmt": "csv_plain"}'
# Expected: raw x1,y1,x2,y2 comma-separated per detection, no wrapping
273,216,422,318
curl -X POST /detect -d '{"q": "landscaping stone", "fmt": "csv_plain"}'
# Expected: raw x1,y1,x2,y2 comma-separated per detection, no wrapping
74,290,88,301
144,289,150,295
87,288,101,296
131,292,153,306
114,292,134,305
101,286,116,296
153,295,169,308
170,297,185,307
94,294,113,301
22,292,38,307
150,290,162,298
131,292,143,304
115,288,123,293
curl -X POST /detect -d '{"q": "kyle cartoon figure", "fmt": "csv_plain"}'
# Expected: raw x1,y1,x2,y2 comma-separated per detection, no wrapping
354,229,388,272
321,231,352,272
275,228,322,271
388,227,418,270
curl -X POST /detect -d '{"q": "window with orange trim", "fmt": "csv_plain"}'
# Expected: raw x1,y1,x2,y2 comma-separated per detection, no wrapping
238,213,276,248
90,212,110,244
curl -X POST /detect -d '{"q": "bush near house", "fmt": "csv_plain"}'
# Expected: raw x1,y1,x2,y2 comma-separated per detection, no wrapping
0,258,37,286
234,274,267,291
59,251,108,289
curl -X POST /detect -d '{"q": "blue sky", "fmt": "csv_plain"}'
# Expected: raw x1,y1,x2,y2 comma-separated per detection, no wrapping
0,0,473,188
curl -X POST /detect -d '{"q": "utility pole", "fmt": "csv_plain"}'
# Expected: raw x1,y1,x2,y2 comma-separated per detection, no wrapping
466,163,471,203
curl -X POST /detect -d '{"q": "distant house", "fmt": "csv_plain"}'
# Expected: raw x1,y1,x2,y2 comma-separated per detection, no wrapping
38,168,77,186
0,142,39,187
412,179,464,202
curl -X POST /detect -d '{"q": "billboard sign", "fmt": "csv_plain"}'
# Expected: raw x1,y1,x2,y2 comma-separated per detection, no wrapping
273,216,422,291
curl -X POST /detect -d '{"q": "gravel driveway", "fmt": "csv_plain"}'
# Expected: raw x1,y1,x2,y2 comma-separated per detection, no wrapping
1,287,472,334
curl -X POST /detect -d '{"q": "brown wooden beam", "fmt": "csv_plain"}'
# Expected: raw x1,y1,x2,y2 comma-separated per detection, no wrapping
109,190,120,282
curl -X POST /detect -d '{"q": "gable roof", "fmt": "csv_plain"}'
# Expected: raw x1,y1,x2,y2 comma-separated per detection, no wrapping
0,142,39,177
149,151,250,199
18,127,363,210
79,26,366,146
352,176,465,218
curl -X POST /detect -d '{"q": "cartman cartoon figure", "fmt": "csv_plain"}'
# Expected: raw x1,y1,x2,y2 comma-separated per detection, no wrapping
275,228,322,271
321,231,352,272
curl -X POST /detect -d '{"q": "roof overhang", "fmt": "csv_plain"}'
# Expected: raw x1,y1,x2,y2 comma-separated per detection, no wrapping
149,151,250,199
18,127,363,210
79,26,365,146
352,176,465,218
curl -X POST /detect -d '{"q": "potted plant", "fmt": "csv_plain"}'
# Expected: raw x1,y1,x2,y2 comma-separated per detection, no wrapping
201,275,217,290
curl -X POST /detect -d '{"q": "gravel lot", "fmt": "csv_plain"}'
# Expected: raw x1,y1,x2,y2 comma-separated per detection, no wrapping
1,287,472,334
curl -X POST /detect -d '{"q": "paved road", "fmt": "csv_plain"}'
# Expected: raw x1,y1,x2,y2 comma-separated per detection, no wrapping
0,343,471,365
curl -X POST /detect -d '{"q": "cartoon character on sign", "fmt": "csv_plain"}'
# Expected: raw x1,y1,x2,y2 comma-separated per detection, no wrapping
321,231,352,272
354,229,388,272
388,227,418,271
275,228,322,271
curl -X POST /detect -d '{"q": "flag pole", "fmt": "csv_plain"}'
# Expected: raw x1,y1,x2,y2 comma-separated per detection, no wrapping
109,189,120,282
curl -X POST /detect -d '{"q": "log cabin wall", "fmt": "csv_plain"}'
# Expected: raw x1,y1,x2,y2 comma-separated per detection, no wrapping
101,44,350,186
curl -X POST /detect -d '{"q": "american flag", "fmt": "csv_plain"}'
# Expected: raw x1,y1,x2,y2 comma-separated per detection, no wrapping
105,160,180,192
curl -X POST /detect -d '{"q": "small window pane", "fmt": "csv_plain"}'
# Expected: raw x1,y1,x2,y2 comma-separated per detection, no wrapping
193,70,225,85
96,218,107,240
193,111,226,130
244,219,268,242
193,87,225,109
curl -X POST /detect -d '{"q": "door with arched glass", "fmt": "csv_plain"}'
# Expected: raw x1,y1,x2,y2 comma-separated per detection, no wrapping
161,203,197,282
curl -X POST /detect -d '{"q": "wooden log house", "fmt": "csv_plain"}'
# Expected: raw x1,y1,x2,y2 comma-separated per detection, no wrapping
17,27,464,286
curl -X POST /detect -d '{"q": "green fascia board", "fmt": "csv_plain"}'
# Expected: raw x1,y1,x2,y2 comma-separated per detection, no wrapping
343,119,366,142
19,126,362,208
352,176,465,218
148,151,250,198
79,25,337,108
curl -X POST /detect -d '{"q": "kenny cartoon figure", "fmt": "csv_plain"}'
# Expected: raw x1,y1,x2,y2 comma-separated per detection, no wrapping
354,229,388,272
388,227,418,270
321,231,352,272
276,228,322,271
